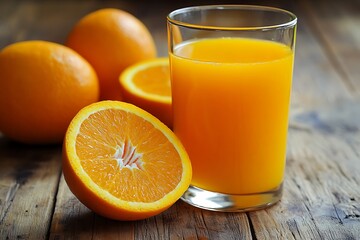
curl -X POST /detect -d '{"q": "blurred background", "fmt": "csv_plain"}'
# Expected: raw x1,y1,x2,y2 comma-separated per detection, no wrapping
1,0,359,108
0,0,304,57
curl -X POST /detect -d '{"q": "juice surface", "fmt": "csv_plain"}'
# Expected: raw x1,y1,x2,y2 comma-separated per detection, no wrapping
170,38,294,194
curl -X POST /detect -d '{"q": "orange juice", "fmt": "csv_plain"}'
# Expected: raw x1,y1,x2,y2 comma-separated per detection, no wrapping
170,38,294,195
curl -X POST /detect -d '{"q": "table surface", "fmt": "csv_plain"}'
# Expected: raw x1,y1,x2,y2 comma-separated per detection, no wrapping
1,0,360,239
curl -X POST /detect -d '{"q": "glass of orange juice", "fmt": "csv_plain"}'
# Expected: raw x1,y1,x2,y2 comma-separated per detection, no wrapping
167,5,297,211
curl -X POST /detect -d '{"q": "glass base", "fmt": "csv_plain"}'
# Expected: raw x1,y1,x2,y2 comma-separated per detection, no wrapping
181,184,283,212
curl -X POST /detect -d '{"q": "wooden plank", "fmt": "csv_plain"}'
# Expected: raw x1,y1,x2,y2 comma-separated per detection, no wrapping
50,175,252,239
246,0,360,238
0,138,62,239
301,0,360,95
137,201,252,239
49,175,136,240
287,105,360,239
250,101,360,239
289,6,353,108
1,0,359,239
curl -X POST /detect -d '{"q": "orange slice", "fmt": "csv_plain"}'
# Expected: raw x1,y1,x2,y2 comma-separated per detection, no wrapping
119,57,172,128
62,100,192,220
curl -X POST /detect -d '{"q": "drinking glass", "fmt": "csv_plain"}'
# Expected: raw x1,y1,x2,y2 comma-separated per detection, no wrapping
167,5,297,211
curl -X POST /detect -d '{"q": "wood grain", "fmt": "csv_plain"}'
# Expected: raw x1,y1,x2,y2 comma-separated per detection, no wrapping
0,0,359,239
50,175,252,239
0,139,62,239
301,0,360,95
50,175,136,240
247,1,360,239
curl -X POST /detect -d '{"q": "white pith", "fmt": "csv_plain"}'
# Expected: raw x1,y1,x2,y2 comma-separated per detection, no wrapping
113,140,143,170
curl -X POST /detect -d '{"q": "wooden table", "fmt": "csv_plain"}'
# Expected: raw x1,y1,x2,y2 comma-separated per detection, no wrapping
1,0,359,239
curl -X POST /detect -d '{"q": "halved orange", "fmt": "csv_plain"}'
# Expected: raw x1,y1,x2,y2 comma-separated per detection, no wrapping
119,57,172,128
62,100,192,220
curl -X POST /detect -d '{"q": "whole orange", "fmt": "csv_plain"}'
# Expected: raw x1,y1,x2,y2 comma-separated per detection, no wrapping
66,8,157,100
0,40,99,144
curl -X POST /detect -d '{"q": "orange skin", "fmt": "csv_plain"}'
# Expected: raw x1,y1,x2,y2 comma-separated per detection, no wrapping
0,40,99,144
66,8,157,101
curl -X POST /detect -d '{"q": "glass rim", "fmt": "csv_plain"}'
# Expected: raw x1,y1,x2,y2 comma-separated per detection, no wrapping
167,5,297,31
